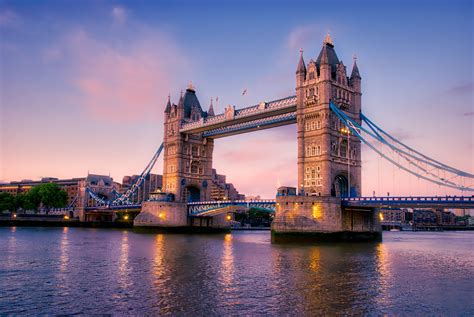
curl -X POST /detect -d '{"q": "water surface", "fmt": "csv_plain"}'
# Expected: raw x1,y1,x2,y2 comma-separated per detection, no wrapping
0,227,473,315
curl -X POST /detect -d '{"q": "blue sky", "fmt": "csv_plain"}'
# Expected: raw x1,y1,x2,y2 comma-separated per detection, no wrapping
1,0,473,197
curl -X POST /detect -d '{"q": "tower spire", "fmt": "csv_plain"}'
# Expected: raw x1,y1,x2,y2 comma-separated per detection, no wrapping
350,55,361,79
296,48,307,75
323,32,333,46
320,43,329,64
164,93,171,113
208,98,215,116
178,90,184,108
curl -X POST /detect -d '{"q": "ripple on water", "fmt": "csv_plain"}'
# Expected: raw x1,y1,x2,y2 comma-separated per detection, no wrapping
0,228,473,315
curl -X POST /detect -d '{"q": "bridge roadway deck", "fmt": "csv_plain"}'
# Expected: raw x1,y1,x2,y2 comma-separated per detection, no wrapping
179,95,296,137
187,196,474,216
342,196,474,209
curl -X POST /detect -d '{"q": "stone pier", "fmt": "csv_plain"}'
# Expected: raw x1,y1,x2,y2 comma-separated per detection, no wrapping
134,201,230,232
271,194,381,242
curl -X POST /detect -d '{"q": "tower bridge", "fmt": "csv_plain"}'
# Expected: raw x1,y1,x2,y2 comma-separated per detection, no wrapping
82,34,473,241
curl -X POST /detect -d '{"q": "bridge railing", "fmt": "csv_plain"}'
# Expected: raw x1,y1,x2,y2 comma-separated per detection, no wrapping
187,199,276,206
343,196,473,203
187,199,276,215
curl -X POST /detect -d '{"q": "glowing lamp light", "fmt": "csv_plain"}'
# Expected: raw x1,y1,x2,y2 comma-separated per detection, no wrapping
64,215,70,220
123,215,129,220
226,215,232,221
379,212,384,221
158,213,165,219
312,204,322,219
12,214,17,218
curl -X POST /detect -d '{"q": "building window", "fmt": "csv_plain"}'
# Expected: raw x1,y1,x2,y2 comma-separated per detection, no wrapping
340,140,348,158
191,145,198,157
309,72,315,80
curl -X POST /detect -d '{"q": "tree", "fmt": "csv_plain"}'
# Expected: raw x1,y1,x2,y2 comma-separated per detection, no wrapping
0,193,15,212
26,183,68,212
15,193,35,211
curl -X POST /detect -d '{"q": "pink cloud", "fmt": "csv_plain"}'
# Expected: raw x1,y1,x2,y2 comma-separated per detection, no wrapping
287,25,319,50
63,28,189,122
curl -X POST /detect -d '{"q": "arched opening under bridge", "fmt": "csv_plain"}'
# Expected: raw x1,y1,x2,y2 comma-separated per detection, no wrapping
332,174,348,198
184,186,201,202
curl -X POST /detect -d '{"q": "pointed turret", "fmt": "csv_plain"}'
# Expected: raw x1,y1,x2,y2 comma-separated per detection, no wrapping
178,90,184,108
208,98,215,116
350,57,361,79
296,49,306,75
320,43,329,65
164,94,171,113
316,33,340,81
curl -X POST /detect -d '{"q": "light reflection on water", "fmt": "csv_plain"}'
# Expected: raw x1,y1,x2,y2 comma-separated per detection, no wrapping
0,228,473,315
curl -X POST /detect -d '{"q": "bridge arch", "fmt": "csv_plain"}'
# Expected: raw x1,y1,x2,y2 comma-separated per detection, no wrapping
332,174,348,198
184,185,201,202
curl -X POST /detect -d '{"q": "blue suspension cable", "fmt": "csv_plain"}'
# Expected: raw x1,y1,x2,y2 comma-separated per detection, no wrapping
330,102,473,192
361,113,474,178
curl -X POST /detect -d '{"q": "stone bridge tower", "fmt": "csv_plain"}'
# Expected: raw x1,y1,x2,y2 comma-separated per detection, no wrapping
296,34,362,198
272,34,380,242
162,84,215,203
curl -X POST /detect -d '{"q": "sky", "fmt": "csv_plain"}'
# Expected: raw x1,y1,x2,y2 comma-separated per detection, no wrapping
0,0,473,198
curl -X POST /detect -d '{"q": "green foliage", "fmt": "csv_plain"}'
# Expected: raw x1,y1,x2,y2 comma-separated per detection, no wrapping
0,193,15,211
15,193,35,210
235,207,273,227
26,183,68,210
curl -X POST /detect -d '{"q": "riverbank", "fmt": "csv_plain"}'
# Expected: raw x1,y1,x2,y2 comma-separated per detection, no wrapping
0,216,133,228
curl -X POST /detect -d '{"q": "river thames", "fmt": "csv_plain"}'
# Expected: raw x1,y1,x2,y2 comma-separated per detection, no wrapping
0,227,473,315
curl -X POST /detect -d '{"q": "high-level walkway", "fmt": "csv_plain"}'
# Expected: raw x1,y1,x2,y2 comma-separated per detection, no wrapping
180,96,296,138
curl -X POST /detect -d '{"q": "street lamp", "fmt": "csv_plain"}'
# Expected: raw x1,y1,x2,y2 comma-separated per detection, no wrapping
340,127,351,197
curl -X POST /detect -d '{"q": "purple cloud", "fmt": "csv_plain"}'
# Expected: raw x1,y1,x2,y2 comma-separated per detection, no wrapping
446,82,473,94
